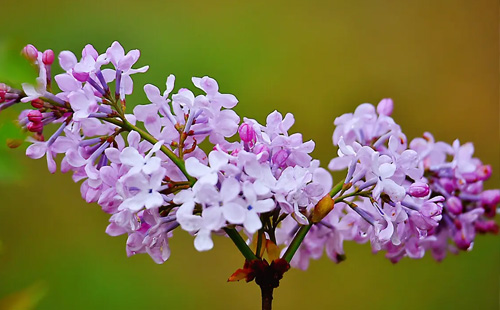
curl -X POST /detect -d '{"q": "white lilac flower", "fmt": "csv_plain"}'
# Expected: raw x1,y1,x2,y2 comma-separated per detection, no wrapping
119,140,164,177
118,168,166,212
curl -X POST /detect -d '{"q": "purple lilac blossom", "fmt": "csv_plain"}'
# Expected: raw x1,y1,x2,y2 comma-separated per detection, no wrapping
1,42,498,268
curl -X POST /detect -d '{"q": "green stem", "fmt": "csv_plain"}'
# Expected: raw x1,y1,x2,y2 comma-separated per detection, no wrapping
329,179,345,197
223,228,258,261
255,229,264,258
102,117,196,185
334,190,371,203
281,179,366,263
282,224,312,263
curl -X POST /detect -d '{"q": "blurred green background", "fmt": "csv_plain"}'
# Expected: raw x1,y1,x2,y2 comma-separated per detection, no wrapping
0,0,499,309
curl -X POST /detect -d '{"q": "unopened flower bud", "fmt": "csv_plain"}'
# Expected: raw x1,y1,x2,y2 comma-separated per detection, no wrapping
22,44,38,61
408,182,429,197
27,110,43,123
475,220,499,234
476,165,492,181
27,121,43,132
0,83,10,92
376,98,393,116
461,172,478,183
238,123,256,144
420,201,442,218
446,196,463,215
480,189,500,218
31,99,44,109
440,178,455,193
453,230,472,250
42,49,55,65
464,183,481,195
480,189,500,206
0,83,9,103
272,149,288,167
311,195,334,223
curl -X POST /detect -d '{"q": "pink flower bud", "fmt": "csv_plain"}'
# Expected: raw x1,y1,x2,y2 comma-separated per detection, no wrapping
439,178,455,193
22,44,38,61
27,121,43,133
453,230,472,250
31,99,44,109
480,189,500,218
27,110,43,123
480,189,500,206
408,182,429,197
446,196,463,215
461,172,478,183
272,149,288,167
0,83,9,92
420,201,441,218
238,123,256,144
476,164,492,181
42,49,55,65
475,220,499,234
376,98,393,116
465,182,483,195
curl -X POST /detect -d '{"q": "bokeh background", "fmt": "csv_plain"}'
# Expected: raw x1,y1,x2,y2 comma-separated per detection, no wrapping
0,0,499,309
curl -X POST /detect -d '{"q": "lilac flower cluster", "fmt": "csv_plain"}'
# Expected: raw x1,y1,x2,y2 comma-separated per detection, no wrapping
1,42,498,268
282,100,499,269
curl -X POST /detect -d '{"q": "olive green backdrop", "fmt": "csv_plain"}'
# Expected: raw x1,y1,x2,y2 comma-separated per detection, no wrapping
0,0,498,309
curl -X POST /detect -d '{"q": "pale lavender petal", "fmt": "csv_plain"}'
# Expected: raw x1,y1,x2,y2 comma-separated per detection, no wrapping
58,51,78,71
127,131,141,148
220,178,240,202
144,84,162,103
379,163,396,179
105,148,121,163
253,199,275,213
26,143,47,159
55,74,81,92
244,211,262,233
185,157,212,179
47,152,57,173
120,147,143,166
165,74,175,95
143,157,161,175
145,192,164,209
194,229,213,251
222,202,246,224
382,179,406,202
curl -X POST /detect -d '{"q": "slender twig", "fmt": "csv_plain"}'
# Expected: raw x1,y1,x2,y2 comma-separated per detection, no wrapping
334,190,371,203
223,228,258,261
101,117,196,185
330,179,345,197
261,286,273,310
281,224,312,263
256,229,264,258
